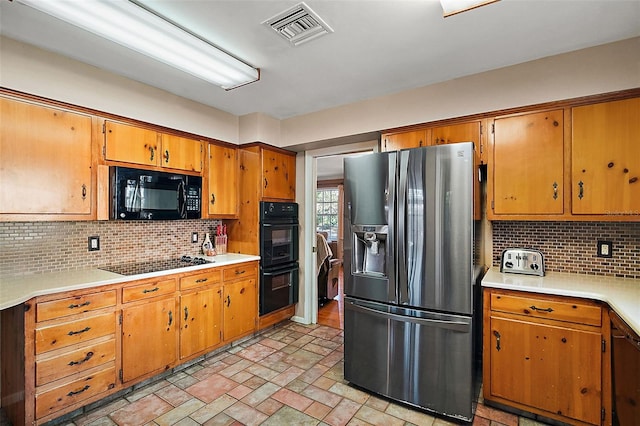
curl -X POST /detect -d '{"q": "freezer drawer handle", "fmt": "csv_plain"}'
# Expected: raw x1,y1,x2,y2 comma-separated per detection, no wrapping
347,301,469,332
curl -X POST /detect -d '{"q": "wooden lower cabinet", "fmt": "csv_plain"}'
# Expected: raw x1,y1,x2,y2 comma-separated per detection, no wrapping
0,261,259,425
484,289,611,425
121,296,178,383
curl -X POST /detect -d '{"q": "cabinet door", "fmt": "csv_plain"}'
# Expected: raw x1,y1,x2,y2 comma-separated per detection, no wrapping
262,149,296,200
382,130,428,151
223,278,256,341
179,286,222,359
0,98,92,215
572,97,640,215
121,297,177,382
492,110,564,215
160,134,203,172
432,121,482,162
104,121,159,167
208,144,238,216
489,316,602,425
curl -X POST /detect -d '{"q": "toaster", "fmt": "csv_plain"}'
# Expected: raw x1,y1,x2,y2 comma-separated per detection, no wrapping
500,248,545,276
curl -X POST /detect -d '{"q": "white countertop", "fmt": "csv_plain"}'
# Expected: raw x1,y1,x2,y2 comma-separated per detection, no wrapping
0,253,260,311
482,268,640,335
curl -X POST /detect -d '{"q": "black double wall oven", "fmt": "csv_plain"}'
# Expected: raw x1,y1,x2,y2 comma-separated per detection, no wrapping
259,201,299,315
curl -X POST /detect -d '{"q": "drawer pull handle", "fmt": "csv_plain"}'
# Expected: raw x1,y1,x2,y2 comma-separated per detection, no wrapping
184,306,189,321
67,385,90,397
529,305,554,313
143,287,160,294
493,330,501,351
68,351,94,366
195,278,208,283
235,270,245,275
68,301,91,309
68,326,91,336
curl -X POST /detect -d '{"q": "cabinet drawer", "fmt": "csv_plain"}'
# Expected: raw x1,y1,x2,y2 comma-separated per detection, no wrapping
35,365,116,420
490,292,601,326
37,291,117,322
223,263,257,281
122,278,176,303
181,269,221,291
35,313,116,355
36,339,116,386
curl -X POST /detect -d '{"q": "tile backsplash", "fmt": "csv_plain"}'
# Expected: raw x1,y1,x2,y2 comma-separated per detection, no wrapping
492,221,640,279
0,220,225,277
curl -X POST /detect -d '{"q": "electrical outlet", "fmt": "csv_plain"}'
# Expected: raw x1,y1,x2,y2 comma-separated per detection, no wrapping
192,232,199,243
88,236,100,251
597,240,612,258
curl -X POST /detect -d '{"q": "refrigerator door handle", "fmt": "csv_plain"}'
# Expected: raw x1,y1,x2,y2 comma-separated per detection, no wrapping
347,300,470,333
397,151,409,304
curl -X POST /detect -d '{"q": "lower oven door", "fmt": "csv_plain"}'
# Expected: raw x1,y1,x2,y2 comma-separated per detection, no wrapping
260,262,299,315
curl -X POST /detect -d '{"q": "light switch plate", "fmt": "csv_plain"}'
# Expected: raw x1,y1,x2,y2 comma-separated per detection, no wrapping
192,232,199,243
597,240,612,258
88,236,100,251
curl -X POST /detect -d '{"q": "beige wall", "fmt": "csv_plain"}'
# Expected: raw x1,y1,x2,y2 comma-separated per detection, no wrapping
280,37,640,147
1,35,639,148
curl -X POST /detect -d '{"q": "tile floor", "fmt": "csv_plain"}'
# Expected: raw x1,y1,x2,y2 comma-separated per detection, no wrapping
3,320,553,426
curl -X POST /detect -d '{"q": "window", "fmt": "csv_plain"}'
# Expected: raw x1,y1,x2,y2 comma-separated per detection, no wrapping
316,188,339,241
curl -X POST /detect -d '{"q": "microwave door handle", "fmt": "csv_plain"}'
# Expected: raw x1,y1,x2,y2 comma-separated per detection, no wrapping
178,181,186,218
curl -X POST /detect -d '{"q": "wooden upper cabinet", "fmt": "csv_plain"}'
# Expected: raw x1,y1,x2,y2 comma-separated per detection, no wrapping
0,97,93,217
491,110,564,216
104,121,203,172
262,148,296,200
432,121,483,163
104,120,158,167
572,97,640,216
207,144,238,217
160,133,203,172
382,130,428,151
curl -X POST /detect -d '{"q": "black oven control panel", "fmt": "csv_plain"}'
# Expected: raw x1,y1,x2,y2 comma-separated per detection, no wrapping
260,201,298,223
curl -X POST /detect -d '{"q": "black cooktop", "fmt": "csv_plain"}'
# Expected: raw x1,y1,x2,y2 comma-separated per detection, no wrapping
101,255,213,276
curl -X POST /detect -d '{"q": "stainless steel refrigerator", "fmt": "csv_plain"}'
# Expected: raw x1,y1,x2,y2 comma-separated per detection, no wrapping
343,142,483,422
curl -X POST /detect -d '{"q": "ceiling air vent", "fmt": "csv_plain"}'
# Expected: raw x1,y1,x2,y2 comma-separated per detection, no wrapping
263,2,333,46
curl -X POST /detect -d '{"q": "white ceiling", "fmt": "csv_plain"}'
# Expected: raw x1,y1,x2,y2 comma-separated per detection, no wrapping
1,0,638,121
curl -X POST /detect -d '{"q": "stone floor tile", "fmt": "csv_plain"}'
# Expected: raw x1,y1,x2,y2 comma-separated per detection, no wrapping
312,375,337,390
280,344,301,354
153,398,205,426
255,398,284,416
271,387,315,411
154,384,194,407
328,382,370,404
323,362,347,383
301,385,343,408
473,416,491,426
185,374,238,404
201,411,237,426
309,327,342,340
323,398,362,426
242,375,268,389
191,363,227,381
345,418,374,426
518,417,551,426
189,395,237,424
303,342,336,356
171,375,201,390
259,405,320,426
227,384,252,400
319,350,344,368
305,401,333,421
291,334,317,348
364,396,389,412
241,381,281,407
259,337,288,350
244,363,279,381
223,401,269,426
73,399,130,426
271,365,306,386
228,369,254,384
126,380,172,403
236,343,277,363
218,359,254,378
219,354,243,365
299,363,331,384
286,378,312,393
84,417,118,426
283,348,324,369
384,403,436,425
433,418,460,425
109,394,172,426
354,405,405,426
172,417,200,426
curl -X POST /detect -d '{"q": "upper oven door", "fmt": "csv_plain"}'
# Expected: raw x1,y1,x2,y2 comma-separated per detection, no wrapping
260,222,299,268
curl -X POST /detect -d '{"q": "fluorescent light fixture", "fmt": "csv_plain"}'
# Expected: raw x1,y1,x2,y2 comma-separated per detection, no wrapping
15,0,259,90
440,0,500,17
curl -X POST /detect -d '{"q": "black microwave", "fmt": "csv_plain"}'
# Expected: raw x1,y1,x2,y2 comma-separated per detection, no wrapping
110,167,202,220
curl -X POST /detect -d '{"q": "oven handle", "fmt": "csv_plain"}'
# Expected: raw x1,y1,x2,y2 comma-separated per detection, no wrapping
262,265,299,276
261,223,299,227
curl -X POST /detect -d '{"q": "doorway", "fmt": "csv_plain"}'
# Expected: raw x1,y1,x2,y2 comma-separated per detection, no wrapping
297,141,377,327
